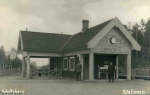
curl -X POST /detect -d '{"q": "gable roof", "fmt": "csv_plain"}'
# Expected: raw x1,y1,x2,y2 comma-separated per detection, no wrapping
62,19,112,53
18,17,141,54
87,17,141,51
19,31,71,53
18,19,112,53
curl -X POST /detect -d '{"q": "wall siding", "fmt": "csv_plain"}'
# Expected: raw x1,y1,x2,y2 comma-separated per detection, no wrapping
94,27,131,54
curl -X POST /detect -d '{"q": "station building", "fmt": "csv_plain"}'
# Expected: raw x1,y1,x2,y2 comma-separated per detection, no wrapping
18,18,141,80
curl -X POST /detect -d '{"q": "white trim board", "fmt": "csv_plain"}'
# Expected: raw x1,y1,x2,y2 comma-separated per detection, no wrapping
64,50,90,56
19,31,24,51
27,52,62,57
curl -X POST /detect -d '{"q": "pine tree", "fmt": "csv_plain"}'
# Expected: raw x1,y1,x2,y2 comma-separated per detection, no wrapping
131,22,144,66
0,46,6,64
143,19,150,64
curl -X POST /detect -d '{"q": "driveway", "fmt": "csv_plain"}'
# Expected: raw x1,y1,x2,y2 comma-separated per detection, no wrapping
0,76,149,95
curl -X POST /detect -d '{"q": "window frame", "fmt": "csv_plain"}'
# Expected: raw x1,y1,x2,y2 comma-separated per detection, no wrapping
69,56,76,71
63,57,68,71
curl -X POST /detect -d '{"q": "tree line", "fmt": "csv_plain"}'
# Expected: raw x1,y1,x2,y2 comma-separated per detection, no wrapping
0,46,22,69
131,19,150,67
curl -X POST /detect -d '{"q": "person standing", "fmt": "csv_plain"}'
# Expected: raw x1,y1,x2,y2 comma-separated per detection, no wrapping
98,64,101,79
76,63,82,81
108,62,115,82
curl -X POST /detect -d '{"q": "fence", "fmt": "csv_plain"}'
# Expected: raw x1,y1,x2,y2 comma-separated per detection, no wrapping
135,67,150,79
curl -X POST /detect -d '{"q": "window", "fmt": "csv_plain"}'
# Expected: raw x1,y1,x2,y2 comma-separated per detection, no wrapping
63,57,68,71
69,57,75,71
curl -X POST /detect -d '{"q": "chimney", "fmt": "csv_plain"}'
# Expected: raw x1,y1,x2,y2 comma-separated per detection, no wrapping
82,20,89,32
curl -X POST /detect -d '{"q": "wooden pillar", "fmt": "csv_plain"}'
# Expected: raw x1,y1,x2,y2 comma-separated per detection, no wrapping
116,55,119,79
127,52,131,80
79,54,84,80
22,57,25,77
26,56,31,79
49,57,51,73
3,64,5,70
89,52,94,80
2,64,4,70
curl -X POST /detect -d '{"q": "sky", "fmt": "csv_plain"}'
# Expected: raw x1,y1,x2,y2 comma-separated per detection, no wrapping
0,0,150,51
30,58,49,67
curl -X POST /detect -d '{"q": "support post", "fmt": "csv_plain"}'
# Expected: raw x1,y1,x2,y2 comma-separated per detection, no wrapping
26,56,31,79
127,52,131,80
3,64,4,71
79,54,84,80
116,55,119,79
49,57,51,73
22,57,25,77
89,52,94,80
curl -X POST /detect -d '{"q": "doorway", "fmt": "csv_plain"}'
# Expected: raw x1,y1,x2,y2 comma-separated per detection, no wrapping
94,54,117,79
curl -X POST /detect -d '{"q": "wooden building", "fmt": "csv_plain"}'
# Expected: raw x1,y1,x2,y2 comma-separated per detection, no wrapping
18,17,141,80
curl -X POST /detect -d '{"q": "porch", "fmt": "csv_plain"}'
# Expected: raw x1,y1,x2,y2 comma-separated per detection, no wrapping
80,52,131,81
21,50,132,81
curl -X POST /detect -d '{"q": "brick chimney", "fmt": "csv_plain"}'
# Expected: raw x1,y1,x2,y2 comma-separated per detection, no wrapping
82,20,89,32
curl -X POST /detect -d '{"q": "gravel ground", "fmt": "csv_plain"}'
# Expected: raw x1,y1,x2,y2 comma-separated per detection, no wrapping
0,76,149,95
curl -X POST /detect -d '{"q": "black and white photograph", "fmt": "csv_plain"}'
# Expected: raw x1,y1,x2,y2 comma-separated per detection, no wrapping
0,0,150,95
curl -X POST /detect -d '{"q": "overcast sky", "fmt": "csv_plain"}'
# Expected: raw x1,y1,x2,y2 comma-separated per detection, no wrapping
0,0,150,51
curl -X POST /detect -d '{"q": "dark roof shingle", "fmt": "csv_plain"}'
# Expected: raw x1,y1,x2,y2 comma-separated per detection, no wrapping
62,19,112,53
19,19,112,53
21,31,71,53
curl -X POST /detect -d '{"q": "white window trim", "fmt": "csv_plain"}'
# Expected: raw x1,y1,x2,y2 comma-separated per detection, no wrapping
63,57,68,71
69,56,75,71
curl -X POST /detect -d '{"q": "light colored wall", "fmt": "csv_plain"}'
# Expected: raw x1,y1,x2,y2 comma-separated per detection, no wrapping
93,28,132,54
